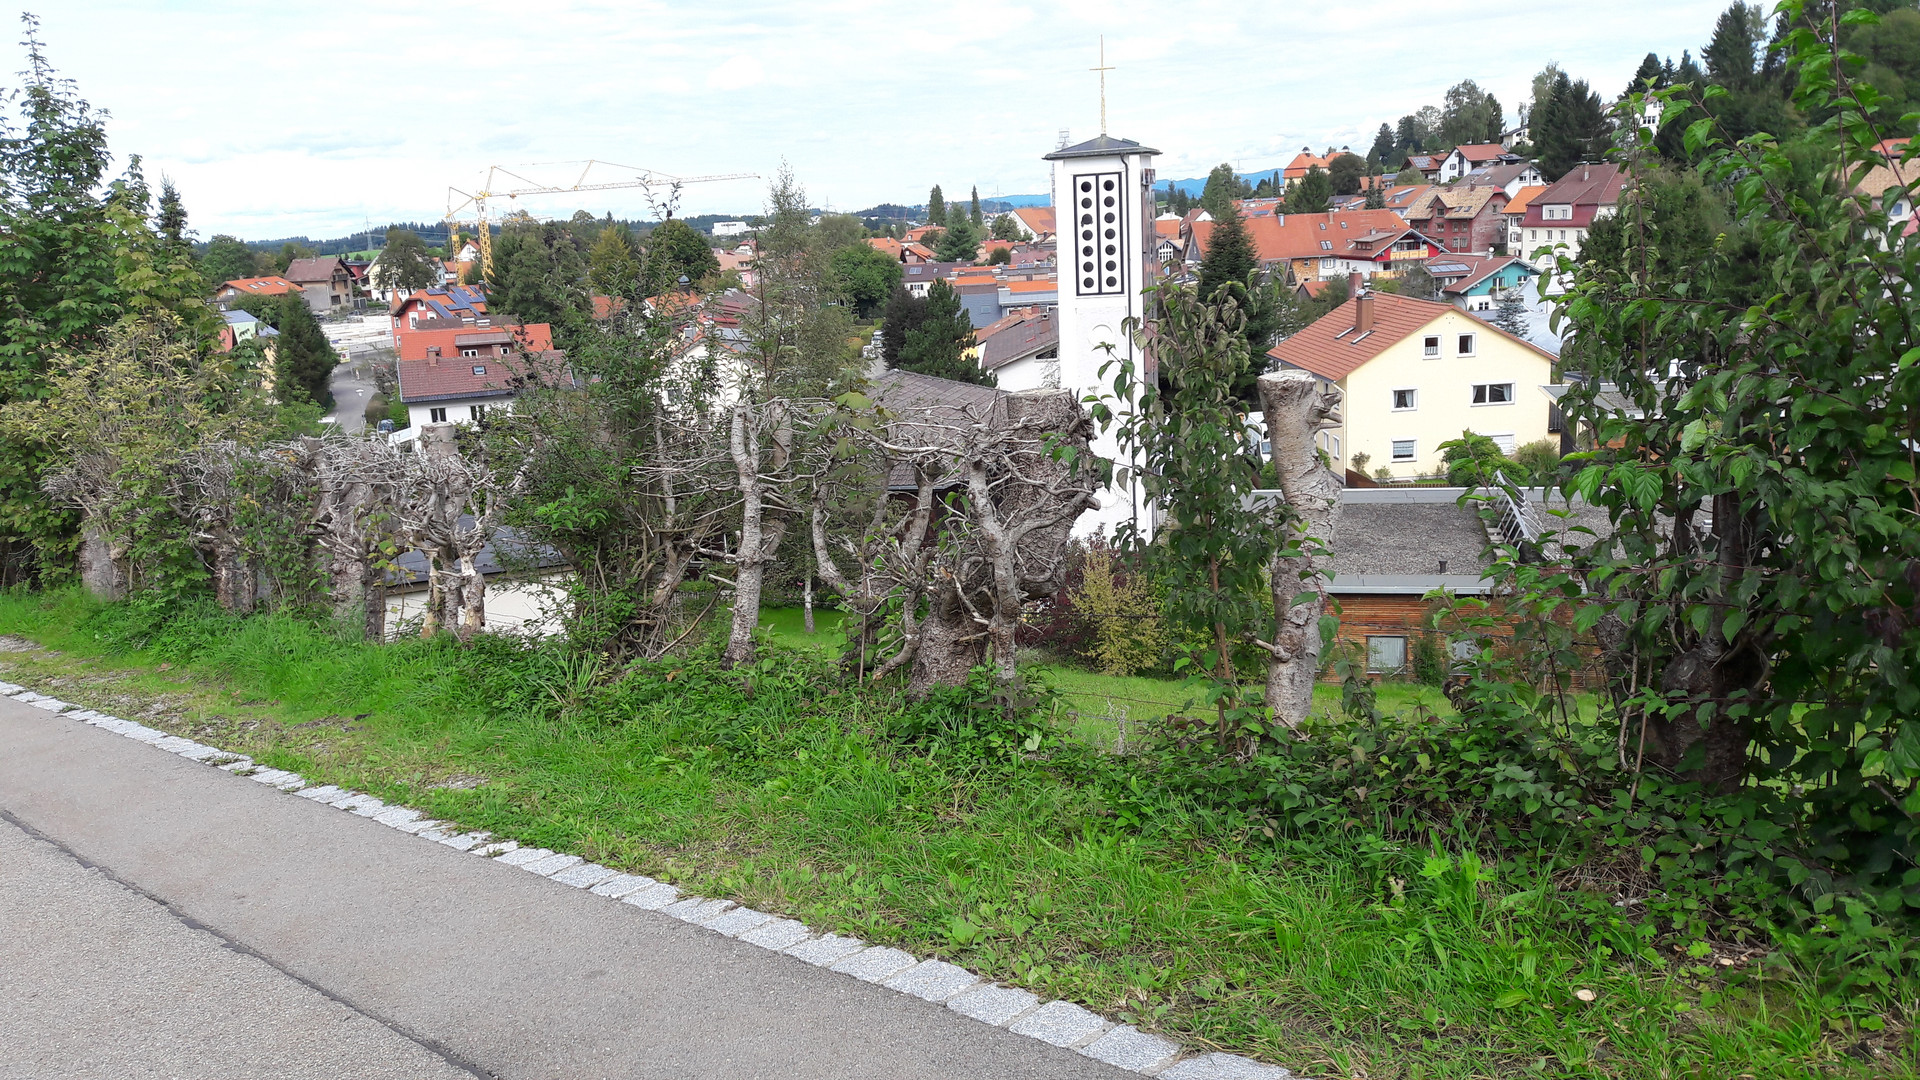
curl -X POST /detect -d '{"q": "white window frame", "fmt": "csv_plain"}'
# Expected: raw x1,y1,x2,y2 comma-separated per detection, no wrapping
1472,382,1515,405
428,407,447,424
1366,635,1408,674
1456,332,1476,356
468,404,485,421
471,364,486,376
1422,335,1440,358
460,347,478,357
1391,387,1418,411
1391,439,1416,462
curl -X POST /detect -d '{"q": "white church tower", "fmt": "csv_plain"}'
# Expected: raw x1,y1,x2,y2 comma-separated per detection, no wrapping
1043,132,1160,538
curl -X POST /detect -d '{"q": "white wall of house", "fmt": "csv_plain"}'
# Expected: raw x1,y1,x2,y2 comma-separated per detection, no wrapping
405,397,511,429
1331,308,1555,479
385,572,571,638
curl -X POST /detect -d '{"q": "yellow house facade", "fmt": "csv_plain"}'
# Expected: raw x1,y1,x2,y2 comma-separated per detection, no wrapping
1268,289,1556,479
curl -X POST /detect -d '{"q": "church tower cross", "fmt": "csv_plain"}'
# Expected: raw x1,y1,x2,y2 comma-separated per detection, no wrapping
1090,36,1115,135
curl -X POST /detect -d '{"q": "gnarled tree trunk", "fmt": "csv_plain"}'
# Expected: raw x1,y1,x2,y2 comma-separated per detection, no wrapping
1256,369,1343,730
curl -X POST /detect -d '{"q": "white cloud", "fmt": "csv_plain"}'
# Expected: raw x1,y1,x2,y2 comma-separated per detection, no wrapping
31,0,1737,237
707,55,765,90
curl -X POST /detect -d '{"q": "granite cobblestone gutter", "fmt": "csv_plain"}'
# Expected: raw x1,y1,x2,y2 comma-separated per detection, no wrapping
0,679,1297,1080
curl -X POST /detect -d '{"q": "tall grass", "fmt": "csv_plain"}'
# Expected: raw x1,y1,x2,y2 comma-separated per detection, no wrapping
0,589,1904,1079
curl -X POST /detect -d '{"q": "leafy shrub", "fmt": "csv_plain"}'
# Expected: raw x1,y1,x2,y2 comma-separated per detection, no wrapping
1069,538,1166,676
1409,631,1447,686
1438,430,1507,486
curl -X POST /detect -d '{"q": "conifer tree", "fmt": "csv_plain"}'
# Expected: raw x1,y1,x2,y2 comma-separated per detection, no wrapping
879,283,926,365
587,224,640,298
1288,166,1332,213
267,294,335,407
894,280,988,384
1369,123,1396,166
1488,288,1530,338
926,185,945,227
156,177,189,256
969,185,981,227
1197,207,1256,305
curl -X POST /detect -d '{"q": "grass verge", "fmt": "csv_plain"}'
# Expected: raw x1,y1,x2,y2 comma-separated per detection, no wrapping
0,589,1908,1079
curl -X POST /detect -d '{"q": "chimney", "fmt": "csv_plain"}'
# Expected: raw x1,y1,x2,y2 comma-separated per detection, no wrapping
1354,289,1374,334
1347,271,1362,297
426,345,440,366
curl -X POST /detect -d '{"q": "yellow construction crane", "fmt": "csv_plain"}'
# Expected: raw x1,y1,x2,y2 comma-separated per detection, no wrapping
445,160,758,275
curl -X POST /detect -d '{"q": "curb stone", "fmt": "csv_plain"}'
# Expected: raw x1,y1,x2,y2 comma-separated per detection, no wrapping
5,682,1302,1079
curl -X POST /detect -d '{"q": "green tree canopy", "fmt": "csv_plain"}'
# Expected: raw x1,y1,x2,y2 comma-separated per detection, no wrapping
828,243,903,317
879,283,925,366
926,185,945,226
1287,166,1332,213
263,294,334,407
199,235,256,286
642,218,720,293
894,280,986,384
988,213,1027,241
1369,123,1396,165
1199,162,1247,218
1326,153,1367,196
933,212,980,263
1533,72,1610,178
586,223,640,298
1440,79,1505,146
372,227,438,294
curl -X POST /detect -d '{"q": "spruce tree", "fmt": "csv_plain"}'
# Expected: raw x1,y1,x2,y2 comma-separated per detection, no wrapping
894,280,988,384
879,283,927,365
1488,288,1530,338
926,185,945,227
1369,123,1396,166
156,177,189,255
268,294,335,407
1197,207,1256,304
1288,166,1332,213
587,224,640,297
970,185,982,227
934,209,980,263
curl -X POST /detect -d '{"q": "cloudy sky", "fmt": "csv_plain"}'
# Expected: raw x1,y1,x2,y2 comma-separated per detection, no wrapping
34,1,1734,241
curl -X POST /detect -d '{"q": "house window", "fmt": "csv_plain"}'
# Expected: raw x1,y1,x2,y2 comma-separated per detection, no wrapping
1472,382,1515,404
471,365,486,376
1423,335,1440,357
429,407,447,423
1366,635,1408,674
460,347,478,357
1457,333,1476,355
1320,240,1332,250
1391,439,1416,461
1320,257,1335,269
1392,388,1417,410
469,405,485,421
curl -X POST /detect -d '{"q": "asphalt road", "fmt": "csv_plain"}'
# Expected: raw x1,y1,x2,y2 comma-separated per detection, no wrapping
326,353,379,434
0,697,1134,1080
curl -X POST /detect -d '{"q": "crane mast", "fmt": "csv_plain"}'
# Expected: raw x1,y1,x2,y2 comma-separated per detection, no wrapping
446,160,757,274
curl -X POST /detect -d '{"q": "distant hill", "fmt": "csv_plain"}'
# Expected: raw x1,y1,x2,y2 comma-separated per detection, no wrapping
1154,167,1288,198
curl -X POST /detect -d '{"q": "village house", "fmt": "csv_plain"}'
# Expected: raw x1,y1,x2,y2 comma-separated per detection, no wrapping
213,276,303,307
282,256,358,315
973,307,1058,381
1380,184,1435,217
1423,254,1537,311
393,323,559,430
1501,185,1547,255
1847,138,1919,231
1008,206,1056,243
1458,160,1545,196
389,286,489,343
1185,208,1442,283
1403,154,1445,182
1404,185,1511,254
1266,280,1558,479
1438,144,1516,183
1517,162,1629,274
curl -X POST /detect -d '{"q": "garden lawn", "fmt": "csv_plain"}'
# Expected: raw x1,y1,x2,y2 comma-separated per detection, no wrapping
0,589,1905,1080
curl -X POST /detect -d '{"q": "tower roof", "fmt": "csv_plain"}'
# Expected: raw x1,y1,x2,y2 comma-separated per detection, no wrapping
1044,134,1160,160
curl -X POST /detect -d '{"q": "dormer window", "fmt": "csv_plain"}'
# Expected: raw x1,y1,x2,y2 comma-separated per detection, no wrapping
1320,240,1332,250
471,365,486,376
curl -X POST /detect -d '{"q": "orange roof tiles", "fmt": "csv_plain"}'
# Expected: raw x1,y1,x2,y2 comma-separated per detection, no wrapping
1191,209,1415,264
1503,184,1548,216
1268,291,1554,382
1004,278,1058,293
220,276,302,296
1453,143,1507,163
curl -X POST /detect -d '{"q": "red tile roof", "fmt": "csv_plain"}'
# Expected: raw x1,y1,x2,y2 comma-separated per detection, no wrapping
1004,278,1058,293
219,276,302,297
1190,209,1416,264
1502,184,1548,216
1453,143,1507,164
397,323,553,363
1519,163,1628,228
1268,291,1554,381
396,324,562,403
1012,206,1056,238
